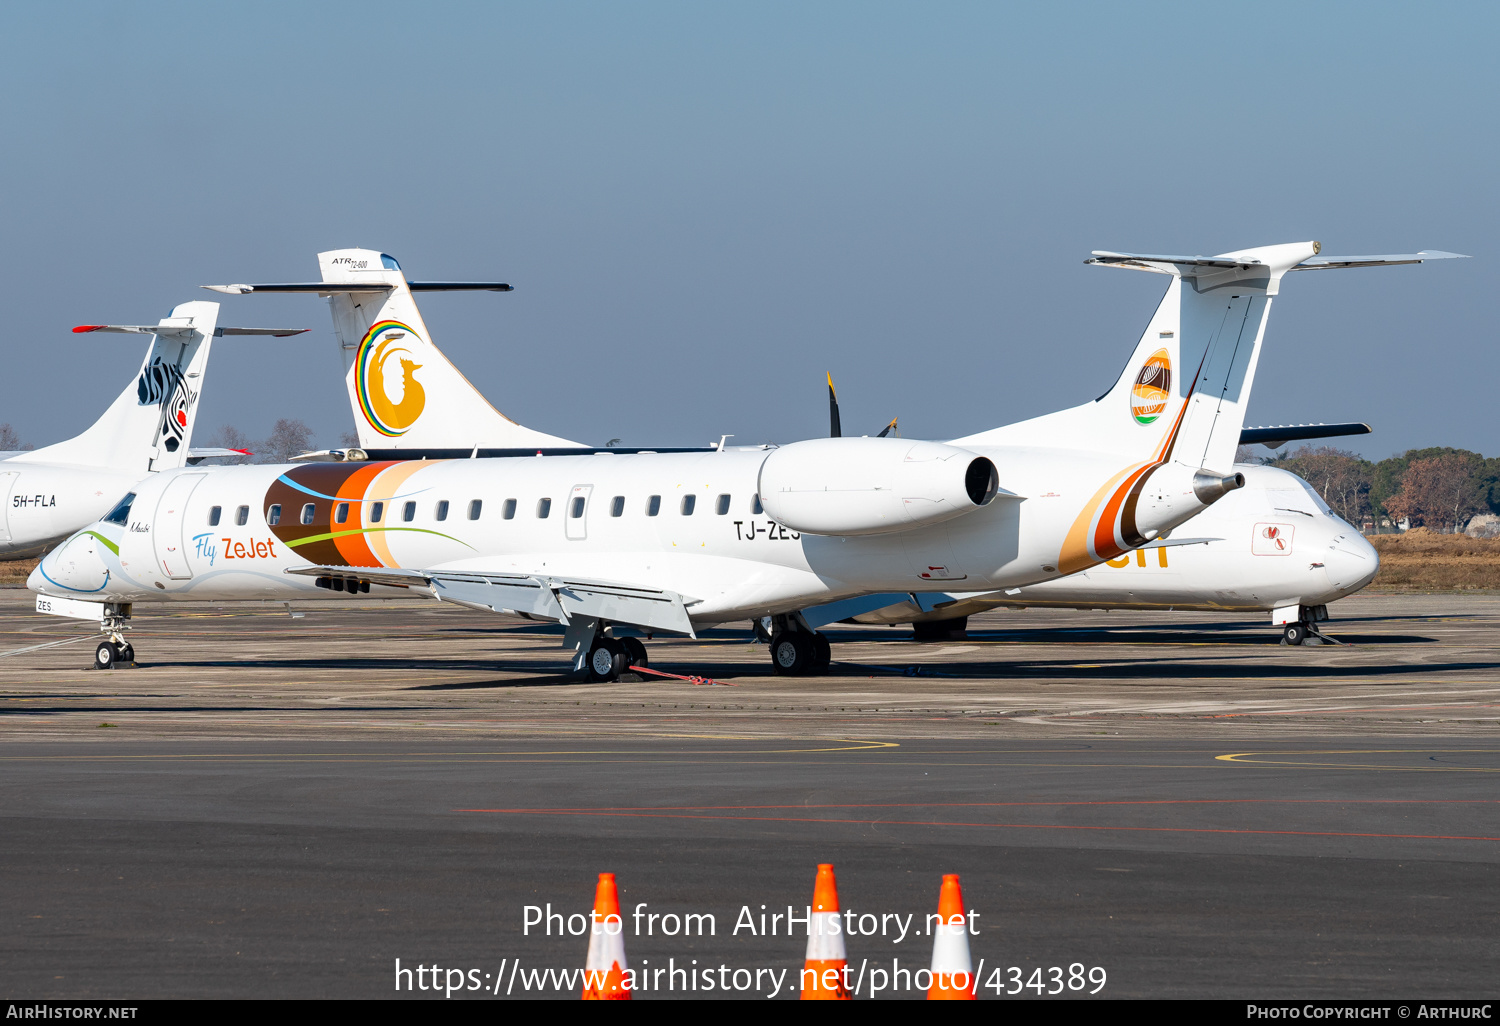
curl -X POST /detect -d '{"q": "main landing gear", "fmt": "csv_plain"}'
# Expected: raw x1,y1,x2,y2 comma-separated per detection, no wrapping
765,615,832,676
1279,604,1332,646
572,619,651,683
92,603,135,670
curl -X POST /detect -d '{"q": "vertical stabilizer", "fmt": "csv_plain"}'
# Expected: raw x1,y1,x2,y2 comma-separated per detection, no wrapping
955,242,1320,473
317,249,585,451
14,301,221,474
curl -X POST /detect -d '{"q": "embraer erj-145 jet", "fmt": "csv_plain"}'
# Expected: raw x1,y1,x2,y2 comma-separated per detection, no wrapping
214,246,1391,647
0,302,304,561
33,242,1459,676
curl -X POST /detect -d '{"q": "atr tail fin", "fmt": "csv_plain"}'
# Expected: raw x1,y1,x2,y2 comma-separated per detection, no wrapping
15,301,221,473
959,241,1399,474
316,249,585,451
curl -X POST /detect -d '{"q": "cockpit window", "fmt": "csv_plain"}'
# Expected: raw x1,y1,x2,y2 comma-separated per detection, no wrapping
101,493,135,525
102,492,135,525
380,254,401,271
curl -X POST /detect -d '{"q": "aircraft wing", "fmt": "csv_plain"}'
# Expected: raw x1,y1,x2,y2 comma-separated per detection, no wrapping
284,565,698,637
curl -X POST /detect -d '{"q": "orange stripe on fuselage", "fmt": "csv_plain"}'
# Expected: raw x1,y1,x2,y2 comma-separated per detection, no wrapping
1058,464,1139,576
364,461,439,569
330,461,393,567
1092,462,1154,561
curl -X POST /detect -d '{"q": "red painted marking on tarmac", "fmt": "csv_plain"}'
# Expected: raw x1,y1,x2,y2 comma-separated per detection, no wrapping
451,807,1500,842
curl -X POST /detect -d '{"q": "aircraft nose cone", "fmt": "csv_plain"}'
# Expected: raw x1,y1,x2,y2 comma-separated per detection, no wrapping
1323,530,1379,593
33,533,111,594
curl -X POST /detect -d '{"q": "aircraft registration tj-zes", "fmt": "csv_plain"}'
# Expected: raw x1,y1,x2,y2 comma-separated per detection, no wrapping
28,241,1463,676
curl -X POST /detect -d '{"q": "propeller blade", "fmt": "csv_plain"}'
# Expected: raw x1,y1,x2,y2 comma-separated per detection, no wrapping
827,372,842,438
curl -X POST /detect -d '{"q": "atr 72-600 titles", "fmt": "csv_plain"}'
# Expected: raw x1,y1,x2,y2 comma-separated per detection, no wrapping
31,242,1461,675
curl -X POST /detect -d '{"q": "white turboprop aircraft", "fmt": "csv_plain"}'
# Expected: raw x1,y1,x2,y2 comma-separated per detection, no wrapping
31,242,1458,676
0,302,304,561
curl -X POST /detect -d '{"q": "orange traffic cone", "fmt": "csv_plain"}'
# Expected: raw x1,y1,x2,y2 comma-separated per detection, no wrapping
801,863,851,1000
581,873,631,1000
927,874,976,1000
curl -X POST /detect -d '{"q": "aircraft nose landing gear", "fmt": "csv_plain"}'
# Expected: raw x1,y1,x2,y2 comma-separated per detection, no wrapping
92,604,135,670
1278,604,1332,646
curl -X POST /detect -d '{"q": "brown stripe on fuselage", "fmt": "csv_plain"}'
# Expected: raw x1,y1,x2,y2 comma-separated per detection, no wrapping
265,463,394,565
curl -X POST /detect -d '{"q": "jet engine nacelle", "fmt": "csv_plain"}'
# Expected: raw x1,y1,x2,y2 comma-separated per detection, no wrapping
757,437,1000,537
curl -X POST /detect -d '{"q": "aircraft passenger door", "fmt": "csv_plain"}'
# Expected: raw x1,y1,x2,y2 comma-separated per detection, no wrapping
0,471,16,542
153,473,206,579
565,484,593,541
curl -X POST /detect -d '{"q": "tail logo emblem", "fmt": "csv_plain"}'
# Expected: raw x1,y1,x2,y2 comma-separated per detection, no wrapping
137,356,197,453
356,321,427,437
1130,348,1171,425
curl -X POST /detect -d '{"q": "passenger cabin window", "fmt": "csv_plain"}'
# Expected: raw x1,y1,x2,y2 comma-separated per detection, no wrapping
370,502,384,523
752,494,763,514
646,495,661,516
468,500,482,520
610,496,625,517
402,501,416,522
716,494,731,515
570,496,585,518
267,504,281,526
536,498,552,519
435,500,449,522
102,493,135,526
334,502,350,524
503,499,517,520
681,494,696,516
300,503,316,525
235,505,249,526
208,506,222,527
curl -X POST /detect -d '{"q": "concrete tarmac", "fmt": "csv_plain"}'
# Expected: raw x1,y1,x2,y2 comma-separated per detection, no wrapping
1,591,1498,999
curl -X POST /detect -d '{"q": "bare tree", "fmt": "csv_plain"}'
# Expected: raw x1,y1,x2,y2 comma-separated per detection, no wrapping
0,423,33,451
1384,453,1484,531
204,424,255,465
340,430,359,447
255,419,315,465
1270,445,1372,526
1234,444,1265,466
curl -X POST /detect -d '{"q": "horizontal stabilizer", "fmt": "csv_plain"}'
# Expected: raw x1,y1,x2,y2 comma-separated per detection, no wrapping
74,324,308,338
1290,251,1468,271
1240,422,1371,448
284,565,697,636
202,283,393,295
1088,251,1268,271
202,281,513,294
186,447,251,459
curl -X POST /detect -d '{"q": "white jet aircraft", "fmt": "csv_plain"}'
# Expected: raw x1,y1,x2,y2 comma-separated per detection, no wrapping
1,302,304,561
815,462,1377,646
31,242,1459,677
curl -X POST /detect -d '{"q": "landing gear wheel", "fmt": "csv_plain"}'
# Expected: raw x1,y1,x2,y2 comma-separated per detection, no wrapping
94,641,120,670
586,638,628,682
119,643,134,664
811,633,831,672
621,637,648,671
1283,623,1307,646
770,631,813,676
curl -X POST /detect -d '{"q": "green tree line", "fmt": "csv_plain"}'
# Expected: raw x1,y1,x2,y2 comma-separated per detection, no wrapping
1250,445,1500,531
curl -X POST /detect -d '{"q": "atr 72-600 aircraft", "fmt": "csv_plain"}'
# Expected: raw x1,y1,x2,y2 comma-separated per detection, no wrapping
1,302,304,561
32,242,1458,676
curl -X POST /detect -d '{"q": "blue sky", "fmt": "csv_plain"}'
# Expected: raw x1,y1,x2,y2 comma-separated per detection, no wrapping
0,2,1492,459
